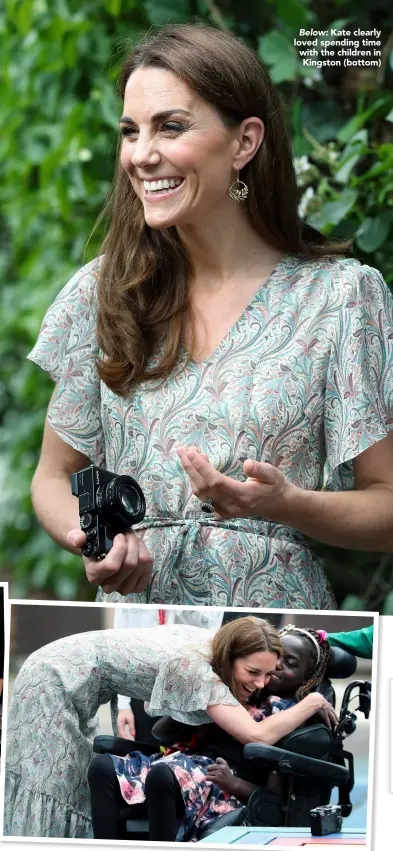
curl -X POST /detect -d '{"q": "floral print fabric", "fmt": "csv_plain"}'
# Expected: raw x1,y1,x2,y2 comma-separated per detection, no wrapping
28,254,393,607
111,697,295,842
4,625,239,838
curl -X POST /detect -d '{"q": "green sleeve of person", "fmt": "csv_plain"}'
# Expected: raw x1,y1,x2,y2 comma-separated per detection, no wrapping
327,625,373,659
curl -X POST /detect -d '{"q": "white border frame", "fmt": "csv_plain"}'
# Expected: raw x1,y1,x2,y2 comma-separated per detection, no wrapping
0,601,378,851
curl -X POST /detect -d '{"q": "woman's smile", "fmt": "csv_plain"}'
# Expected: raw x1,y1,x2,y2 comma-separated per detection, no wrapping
142,177,185,199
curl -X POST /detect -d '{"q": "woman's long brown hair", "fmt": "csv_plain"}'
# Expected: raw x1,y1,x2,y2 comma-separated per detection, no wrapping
210,616,282,701
96,23,351,396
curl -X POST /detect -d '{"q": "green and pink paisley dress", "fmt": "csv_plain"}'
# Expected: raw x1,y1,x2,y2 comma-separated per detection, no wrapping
28,254,393,608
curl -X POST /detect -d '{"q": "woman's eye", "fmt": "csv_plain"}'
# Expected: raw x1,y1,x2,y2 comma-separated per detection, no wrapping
162,121,186,133
120,126,138,139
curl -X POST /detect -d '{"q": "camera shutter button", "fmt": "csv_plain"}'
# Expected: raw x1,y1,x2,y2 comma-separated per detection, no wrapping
86,528,97,540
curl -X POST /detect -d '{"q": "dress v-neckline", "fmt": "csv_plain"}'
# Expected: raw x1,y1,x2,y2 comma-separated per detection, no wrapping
184,253,290,366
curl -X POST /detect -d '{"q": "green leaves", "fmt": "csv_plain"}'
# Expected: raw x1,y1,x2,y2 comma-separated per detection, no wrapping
258,30,299,82
1,0,393,605
144,0,191,26
355,214,392,254
309,189,358,230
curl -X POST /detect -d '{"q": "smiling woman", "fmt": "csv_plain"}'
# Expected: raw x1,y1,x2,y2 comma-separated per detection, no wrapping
27,23,393,608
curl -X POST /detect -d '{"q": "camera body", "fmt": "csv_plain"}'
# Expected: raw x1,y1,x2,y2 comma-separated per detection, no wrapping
310,804,343,836
71,465,146,560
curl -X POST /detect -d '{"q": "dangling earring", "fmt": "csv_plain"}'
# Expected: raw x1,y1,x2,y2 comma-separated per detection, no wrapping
229,167,248,202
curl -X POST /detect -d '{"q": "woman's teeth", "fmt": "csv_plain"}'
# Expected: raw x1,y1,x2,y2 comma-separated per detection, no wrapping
143,177,183,193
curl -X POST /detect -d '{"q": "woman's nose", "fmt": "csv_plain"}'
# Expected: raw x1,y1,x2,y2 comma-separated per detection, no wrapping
131,132,161,169
254,675,267,688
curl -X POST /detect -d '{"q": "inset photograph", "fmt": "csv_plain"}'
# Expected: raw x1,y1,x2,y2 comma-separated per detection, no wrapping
0,584,6,761
2,605,375,846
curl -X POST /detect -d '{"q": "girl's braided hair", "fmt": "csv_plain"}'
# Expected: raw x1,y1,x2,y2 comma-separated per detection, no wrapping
279,625,331,701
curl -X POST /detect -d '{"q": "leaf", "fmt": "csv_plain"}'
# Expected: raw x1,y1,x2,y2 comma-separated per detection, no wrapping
144,0,191,25
340,594,367,611
355,215,391,253
311,189,358,229
338,97,393,144
382,591,393,615
335,152,363,184
277,0,310,29
258,30,299,83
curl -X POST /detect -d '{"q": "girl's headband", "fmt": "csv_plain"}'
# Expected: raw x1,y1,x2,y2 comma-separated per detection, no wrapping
279,625,328,664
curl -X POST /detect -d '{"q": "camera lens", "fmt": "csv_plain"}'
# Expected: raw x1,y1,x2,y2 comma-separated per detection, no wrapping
97,474,146,528
120,485,139,515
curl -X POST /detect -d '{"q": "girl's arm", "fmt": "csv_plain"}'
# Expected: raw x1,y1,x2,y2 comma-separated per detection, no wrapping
207,693,337,745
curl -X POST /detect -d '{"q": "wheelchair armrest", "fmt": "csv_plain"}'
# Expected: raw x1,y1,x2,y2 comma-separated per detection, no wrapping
244,743,349,787
93,735,159,757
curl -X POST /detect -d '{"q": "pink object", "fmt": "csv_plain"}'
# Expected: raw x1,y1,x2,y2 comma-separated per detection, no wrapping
317,629,328,642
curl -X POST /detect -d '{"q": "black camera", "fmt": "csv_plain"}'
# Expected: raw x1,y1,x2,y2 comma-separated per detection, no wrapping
71,465,146,560
310,804,343,836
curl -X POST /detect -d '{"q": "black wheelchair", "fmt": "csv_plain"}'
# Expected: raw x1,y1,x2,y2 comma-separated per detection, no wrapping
92,646,371,841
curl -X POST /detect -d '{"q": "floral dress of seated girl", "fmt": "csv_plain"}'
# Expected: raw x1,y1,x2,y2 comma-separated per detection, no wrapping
110,696,295,842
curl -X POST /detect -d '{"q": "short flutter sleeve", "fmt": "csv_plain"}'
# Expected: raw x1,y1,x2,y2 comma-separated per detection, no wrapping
28,258,105,466
146,648,240,725
324,261,393,491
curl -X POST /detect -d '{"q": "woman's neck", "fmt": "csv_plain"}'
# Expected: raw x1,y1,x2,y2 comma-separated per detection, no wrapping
176,203,283,292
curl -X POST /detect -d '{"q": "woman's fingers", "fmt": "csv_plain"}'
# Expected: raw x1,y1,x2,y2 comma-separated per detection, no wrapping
67,528,87,549
243,459,277,484
84,533,153,593
101,537,153,594
178,448,245,504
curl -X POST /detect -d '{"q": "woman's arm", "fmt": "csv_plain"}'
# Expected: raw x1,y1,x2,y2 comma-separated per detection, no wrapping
31,410,90,553
178,434,393,551
281,435,393,550
32,394,153,594
207,693,337,746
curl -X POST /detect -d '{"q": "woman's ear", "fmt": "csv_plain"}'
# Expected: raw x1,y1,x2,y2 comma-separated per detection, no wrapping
233,117,265,171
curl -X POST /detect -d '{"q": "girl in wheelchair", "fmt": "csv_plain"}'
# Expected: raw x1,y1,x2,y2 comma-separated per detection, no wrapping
88,624,333,842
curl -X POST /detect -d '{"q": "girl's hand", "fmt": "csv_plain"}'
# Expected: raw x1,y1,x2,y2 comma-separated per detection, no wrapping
177,447,296,522
205,758,237,795
303,693,339,731
66,529,153,594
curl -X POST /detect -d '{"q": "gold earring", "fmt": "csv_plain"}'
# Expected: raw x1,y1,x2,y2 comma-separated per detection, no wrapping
229,167,248,202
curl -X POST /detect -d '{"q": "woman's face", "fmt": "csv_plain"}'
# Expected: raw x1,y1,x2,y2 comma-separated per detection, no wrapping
232,651,279,702
119,66,240,230
266,634,314,697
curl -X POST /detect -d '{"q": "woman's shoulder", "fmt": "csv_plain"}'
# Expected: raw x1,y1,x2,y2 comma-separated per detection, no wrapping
54,255,103,310
284,254,389,310
28,257,103,379
299,254,386,292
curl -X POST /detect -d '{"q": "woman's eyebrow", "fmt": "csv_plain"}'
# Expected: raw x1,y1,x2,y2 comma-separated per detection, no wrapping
119,108,192,125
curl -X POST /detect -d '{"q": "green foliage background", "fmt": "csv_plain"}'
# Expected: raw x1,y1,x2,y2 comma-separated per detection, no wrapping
1,0,393,607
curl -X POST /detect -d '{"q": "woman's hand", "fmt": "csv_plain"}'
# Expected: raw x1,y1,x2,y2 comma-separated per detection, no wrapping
117,708,136,739
66,529,153,594
302,693,339,731
177,447,296,521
